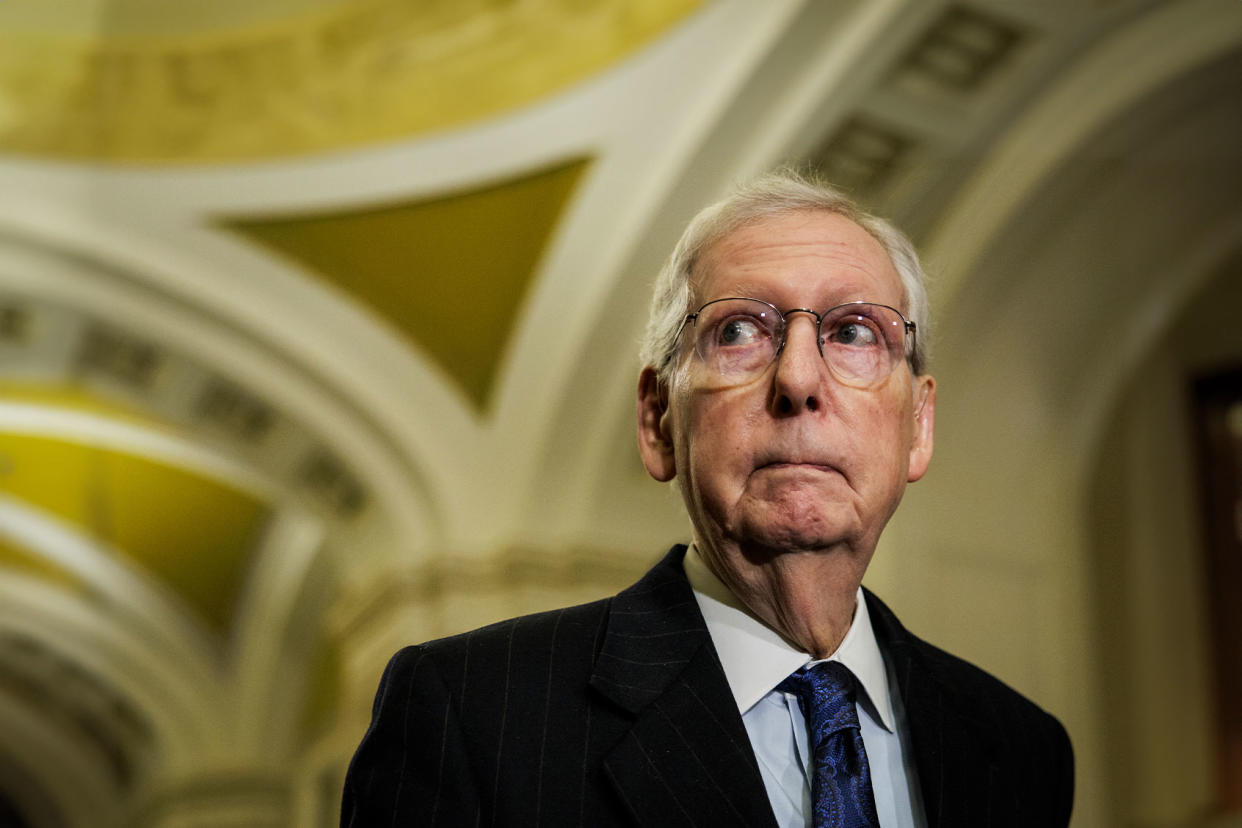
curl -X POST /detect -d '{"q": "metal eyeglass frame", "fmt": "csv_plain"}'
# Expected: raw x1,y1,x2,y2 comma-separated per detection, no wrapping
674,297,918,381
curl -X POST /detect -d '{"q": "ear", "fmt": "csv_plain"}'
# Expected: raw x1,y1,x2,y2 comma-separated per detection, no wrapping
636,367,677,482
907,374,936,483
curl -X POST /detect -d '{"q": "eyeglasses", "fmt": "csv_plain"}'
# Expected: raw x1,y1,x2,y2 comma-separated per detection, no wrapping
676,297,916,389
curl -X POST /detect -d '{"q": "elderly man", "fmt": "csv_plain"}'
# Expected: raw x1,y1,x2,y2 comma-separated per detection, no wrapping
342,171,1074,828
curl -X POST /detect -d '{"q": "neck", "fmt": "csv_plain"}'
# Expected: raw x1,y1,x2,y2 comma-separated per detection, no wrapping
693,536,868,659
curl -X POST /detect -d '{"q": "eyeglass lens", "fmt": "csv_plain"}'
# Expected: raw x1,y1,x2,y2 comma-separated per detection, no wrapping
690,298,909,388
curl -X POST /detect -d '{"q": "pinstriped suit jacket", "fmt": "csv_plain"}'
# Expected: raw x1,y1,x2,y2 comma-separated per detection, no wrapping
341,546,1073,827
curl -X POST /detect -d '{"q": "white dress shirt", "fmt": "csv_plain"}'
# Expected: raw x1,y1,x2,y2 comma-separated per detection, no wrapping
684,546,927,828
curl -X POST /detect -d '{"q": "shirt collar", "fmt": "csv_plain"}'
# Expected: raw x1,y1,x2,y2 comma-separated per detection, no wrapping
684,543,896,732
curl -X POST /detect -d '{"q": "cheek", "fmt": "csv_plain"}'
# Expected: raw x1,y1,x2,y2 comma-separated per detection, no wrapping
838,392,915,478
870,408,917,482
677,391,760,491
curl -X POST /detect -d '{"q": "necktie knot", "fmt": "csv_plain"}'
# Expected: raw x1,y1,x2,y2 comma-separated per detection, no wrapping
777,661,860,745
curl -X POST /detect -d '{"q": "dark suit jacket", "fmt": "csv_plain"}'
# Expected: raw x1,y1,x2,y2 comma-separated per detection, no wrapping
342,545,1073,827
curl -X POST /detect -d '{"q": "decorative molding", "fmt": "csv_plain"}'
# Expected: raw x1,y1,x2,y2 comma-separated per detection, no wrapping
811,115,917,198
894,4,1027,95
329,542,648,644
0,629,153,789
922,0,1242,304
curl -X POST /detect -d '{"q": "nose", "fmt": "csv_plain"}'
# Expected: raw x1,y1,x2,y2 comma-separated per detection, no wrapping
771,311,824,415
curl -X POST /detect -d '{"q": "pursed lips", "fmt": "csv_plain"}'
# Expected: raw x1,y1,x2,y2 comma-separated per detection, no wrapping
753,455,842,474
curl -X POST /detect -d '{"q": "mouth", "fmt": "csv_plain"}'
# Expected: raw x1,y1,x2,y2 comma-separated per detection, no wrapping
755,459,839,474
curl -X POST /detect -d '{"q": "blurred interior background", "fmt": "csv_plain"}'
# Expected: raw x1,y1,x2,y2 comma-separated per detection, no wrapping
0,0,1239,826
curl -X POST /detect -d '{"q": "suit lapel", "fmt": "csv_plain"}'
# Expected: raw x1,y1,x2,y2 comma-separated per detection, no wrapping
590,552,1012,827
866,591,1004,828
591,547,778,828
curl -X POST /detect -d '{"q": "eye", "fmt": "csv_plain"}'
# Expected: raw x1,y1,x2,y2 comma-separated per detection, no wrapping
717,316,767,347
827,317,881,348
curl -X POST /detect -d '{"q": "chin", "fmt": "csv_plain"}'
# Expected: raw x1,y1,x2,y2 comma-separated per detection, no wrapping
759,496,856,538
733,517,852,557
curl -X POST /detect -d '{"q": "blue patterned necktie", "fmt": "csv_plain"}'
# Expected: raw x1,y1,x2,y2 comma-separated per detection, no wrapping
778,662,881,828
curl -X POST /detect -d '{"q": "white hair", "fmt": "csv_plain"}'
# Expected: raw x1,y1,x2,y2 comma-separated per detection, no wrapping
639,169,931,384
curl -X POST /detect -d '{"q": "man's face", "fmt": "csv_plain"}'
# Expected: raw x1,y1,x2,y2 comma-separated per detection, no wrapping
637,210,935,570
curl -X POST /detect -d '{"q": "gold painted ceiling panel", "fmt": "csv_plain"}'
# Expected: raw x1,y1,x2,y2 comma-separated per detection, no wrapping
0,0,701,161
0,432,269,634
227,157,589,411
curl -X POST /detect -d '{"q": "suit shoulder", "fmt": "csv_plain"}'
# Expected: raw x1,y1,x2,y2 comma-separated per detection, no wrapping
395,595,614,677
909,633,1062,723
865,590,1068,733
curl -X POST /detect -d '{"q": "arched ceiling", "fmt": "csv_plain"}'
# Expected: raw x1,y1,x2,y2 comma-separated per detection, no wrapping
0,1,1239,825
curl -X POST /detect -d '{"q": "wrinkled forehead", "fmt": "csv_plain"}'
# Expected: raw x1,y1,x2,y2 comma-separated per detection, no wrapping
687,210,904,310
